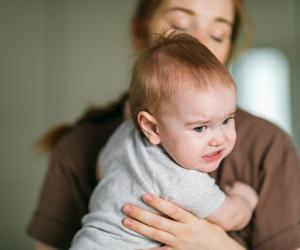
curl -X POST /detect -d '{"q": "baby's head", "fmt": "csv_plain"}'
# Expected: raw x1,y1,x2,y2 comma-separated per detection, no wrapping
129,33,237,173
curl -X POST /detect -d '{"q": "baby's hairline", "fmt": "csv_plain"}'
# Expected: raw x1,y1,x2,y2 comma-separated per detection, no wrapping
140,78,236,121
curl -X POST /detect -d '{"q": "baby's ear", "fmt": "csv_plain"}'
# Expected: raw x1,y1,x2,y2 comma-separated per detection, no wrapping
137,111,160,145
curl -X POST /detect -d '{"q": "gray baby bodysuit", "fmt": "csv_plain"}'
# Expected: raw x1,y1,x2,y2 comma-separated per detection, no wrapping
71,119,225,250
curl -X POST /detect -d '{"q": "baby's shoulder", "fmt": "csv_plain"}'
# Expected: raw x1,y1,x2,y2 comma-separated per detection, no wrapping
99,119,137,163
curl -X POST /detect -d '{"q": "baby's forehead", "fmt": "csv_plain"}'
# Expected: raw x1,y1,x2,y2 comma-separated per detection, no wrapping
163,69,234,94
158,83,236,121
148,62,235,117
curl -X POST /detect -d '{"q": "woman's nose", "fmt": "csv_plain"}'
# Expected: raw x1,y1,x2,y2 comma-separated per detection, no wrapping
189,28,208,45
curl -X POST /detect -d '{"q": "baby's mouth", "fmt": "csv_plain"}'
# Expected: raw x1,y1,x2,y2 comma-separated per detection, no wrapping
202,149,223,162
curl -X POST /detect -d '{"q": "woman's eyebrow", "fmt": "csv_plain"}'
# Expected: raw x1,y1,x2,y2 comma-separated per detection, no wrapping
215,17,233,27
163,7,195,16
163,8,233,28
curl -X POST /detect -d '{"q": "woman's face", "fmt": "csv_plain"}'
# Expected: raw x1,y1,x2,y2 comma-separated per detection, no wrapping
147,0,234,64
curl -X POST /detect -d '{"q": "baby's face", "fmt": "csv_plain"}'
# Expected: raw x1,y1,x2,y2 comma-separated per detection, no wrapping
157,84,236,173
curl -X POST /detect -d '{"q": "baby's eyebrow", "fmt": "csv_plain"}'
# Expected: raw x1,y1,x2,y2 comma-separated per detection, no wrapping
228,110,237,117
185,119,212,126
185,110,237,126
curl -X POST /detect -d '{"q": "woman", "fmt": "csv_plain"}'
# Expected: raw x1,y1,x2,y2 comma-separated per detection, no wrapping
28,0,300,249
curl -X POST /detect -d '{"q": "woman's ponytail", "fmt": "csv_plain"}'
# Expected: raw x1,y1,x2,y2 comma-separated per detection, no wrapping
35,92,128,153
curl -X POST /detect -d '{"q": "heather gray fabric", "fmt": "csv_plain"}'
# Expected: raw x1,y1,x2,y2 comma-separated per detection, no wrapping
71,119,225,250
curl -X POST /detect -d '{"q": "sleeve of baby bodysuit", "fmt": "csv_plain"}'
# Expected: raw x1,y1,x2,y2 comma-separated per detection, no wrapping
161,170,225,218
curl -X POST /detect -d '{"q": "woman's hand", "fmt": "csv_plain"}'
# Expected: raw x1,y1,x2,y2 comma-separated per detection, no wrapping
122,193,245,250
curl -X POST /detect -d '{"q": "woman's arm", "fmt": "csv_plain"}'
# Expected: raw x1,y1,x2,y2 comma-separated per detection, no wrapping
27,123,110,249
122,193,246,250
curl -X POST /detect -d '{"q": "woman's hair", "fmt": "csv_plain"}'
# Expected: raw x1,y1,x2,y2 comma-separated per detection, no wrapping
131,0,252,60
37,0,249,152
35,92,127,152
129,32,233,129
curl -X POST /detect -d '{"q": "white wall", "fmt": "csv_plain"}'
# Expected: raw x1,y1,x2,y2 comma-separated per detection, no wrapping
0,0,134,249
0,1,46,249
243,0,299,149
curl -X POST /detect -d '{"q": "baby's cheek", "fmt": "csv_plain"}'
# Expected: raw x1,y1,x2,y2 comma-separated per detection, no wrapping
231,130,237,146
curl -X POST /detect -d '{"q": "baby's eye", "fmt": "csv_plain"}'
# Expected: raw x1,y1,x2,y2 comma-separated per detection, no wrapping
223,117,234,125
193,126,206,133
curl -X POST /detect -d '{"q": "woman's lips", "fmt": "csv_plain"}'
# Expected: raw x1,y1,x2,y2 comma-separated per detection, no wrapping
202,150,223,162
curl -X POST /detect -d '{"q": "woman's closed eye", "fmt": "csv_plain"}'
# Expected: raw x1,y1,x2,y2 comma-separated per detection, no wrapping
210,27,230,44
169,19,191,31
210,35,224,43
167,12,192,32
171,24,188,31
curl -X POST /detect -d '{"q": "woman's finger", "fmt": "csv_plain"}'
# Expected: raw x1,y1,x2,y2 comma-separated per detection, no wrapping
142,193,196,224
123,217,176,246
122,204,179,235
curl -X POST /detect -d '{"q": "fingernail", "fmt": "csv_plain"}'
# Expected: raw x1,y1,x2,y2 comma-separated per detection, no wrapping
143,193,154,202
123,217,133,227
122,204,132,214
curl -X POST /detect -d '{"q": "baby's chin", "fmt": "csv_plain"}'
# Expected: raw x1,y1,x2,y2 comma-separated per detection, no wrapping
182,161,222,173
198,163,220,173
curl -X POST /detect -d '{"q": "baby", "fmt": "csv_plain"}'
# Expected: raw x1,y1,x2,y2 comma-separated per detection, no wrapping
71,33,258,250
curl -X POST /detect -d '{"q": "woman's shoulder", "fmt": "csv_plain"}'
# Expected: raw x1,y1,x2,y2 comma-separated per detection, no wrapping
57,117,122,156
45,116,123,186
235,108,295,152
51,97,126,170
55,93,127,156
236,108,288,136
